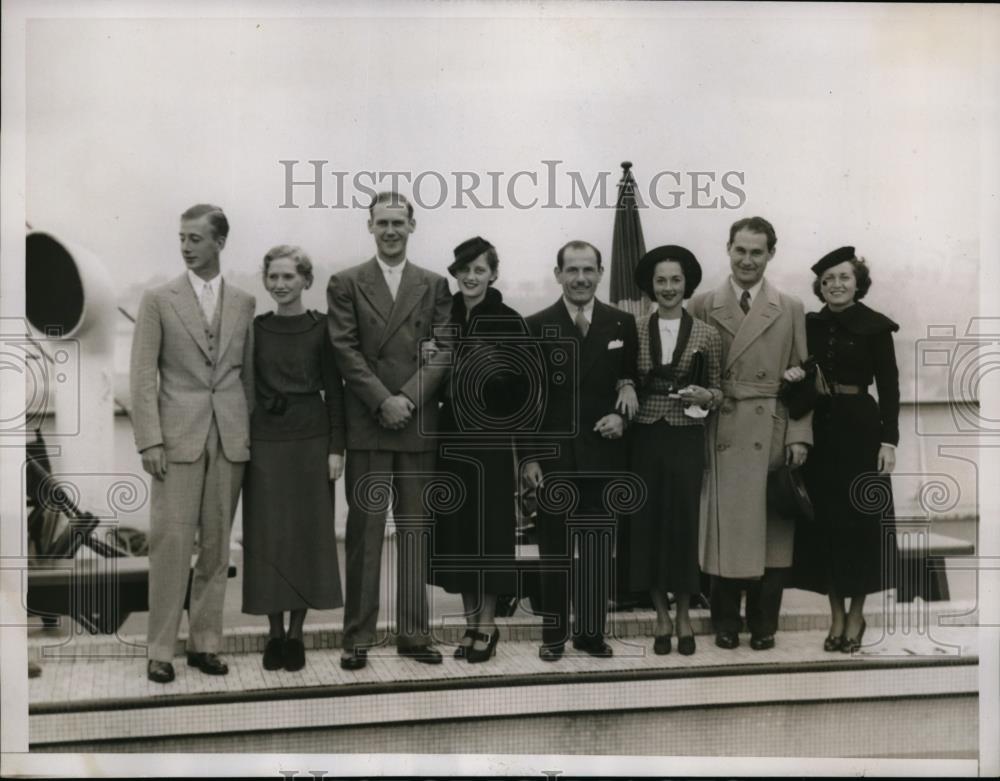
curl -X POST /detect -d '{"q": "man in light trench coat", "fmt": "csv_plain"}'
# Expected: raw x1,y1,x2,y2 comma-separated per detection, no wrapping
688,216,811,651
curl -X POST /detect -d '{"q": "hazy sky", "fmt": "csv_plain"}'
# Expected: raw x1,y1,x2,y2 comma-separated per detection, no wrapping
20,2,995,338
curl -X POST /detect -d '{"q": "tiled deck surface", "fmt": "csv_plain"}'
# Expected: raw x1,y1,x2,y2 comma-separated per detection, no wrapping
29,621,978,711
26,601,979,752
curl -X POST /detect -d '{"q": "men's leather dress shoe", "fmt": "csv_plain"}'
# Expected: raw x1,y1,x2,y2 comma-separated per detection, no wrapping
572,638,614,657
186,652,229,675
147,660,175,684
750,634,776,651
340,648,368,670
538,644,564,662
397,644,443,664
714,632,739,650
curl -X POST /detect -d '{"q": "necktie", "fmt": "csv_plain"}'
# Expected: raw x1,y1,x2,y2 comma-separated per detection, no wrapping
575,306,589,338
384,267,399,300
200,282,216,321
739,290,751,315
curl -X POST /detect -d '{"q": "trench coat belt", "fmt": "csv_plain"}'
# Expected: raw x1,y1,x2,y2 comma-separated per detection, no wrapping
721,380,782,400
831,383,864,395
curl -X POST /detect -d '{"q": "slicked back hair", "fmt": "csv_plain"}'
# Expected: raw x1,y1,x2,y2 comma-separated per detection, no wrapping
556,240,602,270
181,204,229,241
727,216,776,253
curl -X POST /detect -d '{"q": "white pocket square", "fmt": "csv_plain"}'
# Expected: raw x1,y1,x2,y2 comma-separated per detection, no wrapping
607,339,624,350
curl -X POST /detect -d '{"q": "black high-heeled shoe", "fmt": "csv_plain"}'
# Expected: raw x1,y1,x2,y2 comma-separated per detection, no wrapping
466,629,499,664
677,634,696,656
653,635,672,655
454,628,477,659
841,620,866,654
262,637,285,670
823,633,845,652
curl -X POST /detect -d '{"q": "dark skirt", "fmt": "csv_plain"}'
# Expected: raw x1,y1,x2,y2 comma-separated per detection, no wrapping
793,393,897,597
242,435,343,614
628,421,705,594
431,440,518,596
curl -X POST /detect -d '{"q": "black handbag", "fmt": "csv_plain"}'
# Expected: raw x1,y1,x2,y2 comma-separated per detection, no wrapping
778,356,829,420
767,464,814,524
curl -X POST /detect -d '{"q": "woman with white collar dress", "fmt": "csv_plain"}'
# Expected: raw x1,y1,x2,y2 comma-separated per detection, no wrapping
628,245,723,656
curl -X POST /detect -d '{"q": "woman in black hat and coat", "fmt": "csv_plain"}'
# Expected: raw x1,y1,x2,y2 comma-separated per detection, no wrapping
784,246,900,653
431,237,532,663
628,245,723,656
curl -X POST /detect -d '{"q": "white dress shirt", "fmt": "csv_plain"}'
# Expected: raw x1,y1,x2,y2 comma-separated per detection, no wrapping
188,269,221,320
563,296,595,325
657,316,681,364
730,276,763,311
376,256,408,300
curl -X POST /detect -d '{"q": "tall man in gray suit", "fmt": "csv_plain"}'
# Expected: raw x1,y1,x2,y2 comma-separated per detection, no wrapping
130,204,255,683
327,192,452,669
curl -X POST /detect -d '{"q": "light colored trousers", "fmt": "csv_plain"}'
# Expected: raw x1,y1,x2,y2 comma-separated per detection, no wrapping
147,421,244,662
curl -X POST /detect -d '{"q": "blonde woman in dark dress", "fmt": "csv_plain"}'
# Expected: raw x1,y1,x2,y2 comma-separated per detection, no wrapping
242,246,346,671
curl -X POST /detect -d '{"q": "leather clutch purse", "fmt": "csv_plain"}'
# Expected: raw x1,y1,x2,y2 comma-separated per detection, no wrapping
767,464,814,524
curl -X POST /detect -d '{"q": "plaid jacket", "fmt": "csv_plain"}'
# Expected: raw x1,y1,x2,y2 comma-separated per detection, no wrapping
634,309,724,426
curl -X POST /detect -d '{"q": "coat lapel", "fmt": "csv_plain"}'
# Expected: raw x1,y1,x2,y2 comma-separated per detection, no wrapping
708,279,741,340
356,257,394,325
379,261,427,351
726,278,783,369
215,279,239,361
166,274,211,359
579,300,619,379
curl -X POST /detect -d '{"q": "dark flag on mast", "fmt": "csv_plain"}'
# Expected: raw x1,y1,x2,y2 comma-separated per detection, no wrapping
608,162,653,612
609,161,649,318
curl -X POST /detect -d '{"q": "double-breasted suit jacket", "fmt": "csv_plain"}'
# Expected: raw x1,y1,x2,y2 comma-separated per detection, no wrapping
525,298,638,645
326,256,452,649
688,278,812,579
326,258,452,452
129,273,255,661
526,299,638,476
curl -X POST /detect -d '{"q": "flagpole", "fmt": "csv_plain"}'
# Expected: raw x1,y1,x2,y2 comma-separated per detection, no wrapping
609,161,649,318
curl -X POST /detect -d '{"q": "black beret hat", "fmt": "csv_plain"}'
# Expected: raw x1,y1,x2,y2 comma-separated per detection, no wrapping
448,236,495,277
811,246,856,276
634,244,702,300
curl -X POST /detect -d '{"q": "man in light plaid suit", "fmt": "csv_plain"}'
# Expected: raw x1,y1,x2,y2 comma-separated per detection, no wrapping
130,204,255,683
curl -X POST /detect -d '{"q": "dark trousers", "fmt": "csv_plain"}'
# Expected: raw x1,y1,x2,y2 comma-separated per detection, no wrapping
536,481,614,647
342,449,434,650
710,567,789,637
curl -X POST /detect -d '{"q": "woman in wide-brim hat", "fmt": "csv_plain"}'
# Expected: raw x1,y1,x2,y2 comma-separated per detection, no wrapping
628,245,724,656
784,246,900,654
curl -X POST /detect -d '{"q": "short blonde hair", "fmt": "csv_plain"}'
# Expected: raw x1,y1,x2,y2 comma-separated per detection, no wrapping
262,244,313,288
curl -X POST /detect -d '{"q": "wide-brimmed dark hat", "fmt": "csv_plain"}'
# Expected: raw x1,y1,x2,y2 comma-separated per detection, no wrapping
811,246,856,276
634,244,702,299
448,236,495,276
